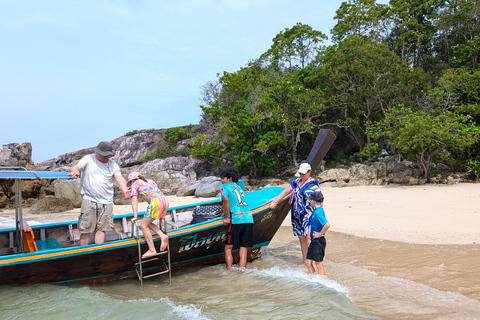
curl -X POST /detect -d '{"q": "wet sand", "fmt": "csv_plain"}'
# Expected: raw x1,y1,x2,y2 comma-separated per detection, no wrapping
277,183,480,317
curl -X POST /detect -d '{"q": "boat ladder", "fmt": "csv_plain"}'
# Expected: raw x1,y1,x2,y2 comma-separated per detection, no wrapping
132,221,171,285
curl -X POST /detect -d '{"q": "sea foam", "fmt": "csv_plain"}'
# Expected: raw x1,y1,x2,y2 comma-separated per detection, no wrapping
253,266,350,296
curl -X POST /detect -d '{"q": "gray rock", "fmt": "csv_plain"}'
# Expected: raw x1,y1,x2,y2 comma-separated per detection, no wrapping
0,142,34,169
53,179,82,207
28,196,74,214
195,176,222,197
176,180,201,196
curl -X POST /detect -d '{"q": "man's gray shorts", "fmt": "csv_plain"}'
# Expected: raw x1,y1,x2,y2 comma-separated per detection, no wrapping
78,199,114,233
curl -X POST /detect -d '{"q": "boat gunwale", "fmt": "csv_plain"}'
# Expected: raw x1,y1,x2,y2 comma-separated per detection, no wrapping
0,186,290,266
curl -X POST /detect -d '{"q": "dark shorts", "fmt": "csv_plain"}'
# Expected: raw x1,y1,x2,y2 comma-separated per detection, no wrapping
306,236,326,262
226,223,254,248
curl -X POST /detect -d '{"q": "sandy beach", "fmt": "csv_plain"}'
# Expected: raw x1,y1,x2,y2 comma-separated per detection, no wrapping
285,183,480,245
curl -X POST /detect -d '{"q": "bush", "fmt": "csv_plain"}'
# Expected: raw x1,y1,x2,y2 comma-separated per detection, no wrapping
125,130,138,136
467,160,480,177
164,125,193,143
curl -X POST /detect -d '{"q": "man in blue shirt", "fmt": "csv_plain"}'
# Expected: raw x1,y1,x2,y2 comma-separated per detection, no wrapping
220,169,253,270
306,190,330,275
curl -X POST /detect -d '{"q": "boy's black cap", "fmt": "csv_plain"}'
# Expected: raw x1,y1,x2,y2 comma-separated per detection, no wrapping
307,191,324,202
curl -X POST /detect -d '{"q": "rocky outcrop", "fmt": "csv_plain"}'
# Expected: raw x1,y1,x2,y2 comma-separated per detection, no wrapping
0,143,35,170
316,159,470,187
35,129,167,170
194,176,222,197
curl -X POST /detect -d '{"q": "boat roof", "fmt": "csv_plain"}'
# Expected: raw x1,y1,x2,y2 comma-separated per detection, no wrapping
0,169,71,179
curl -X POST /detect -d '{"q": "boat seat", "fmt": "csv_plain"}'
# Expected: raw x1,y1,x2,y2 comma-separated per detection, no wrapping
35,239,62,251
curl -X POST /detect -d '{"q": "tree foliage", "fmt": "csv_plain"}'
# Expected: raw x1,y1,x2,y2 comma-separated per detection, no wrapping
374,106,480,178
317,37,427,151
189,0,480,178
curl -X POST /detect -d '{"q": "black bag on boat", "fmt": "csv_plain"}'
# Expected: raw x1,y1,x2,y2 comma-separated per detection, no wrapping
191,205,223,224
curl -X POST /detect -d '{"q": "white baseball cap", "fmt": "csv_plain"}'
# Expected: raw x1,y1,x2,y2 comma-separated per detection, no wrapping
297,163,311,174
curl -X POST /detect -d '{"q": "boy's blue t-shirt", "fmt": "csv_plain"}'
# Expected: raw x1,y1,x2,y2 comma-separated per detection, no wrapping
309,206,328,238
220,182,253,224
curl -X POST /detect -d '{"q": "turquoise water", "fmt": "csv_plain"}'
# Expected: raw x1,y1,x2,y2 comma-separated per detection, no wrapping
0,264,378,320
2,224,479,319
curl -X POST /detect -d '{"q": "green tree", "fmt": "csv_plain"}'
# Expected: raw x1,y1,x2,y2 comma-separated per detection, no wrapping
331,0,389,43
261,22,327,69
375,106,480,178
428,68,480,161
316,37,427,152
193,61,287,176
194,24,330,175
258,70,327,166
434,0,480,70
386,0,441,69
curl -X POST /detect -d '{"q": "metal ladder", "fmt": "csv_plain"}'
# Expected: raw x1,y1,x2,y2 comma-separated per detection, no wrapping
132,220,171,285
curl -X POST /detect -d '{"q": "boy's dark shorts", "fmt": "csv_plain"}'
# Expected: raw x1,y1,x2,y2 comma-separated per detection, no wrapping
306,236,326,262
226,223,254,248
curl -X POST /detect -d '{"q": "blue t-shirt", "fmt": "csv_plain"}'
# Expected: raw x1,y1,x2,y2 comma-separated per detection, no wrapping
309,206,328,238
220,182,253,224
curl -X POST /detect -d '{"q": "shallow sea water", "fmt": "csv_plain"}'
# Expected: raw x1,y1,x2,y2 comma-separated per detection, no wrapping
1,226,479,319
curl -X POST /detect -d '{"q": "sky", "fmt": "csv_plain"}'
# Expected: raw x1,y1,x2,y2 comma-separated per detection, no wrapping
1,0,357,163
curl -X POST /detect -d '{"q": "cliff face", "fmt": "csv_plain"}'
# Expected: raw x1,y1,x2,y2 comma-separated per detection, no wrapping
0,142,35,170
1,128,219,209
34,129,167,170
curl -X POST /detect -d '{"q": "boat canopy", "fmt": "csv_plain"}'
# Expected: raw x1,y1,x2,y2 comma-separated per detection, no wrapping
0,167,72,253
0,168,70,179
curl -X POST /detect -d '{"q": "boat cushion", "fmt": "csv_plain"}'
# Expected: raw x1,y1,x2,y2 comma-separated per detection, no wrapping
35,239,62,251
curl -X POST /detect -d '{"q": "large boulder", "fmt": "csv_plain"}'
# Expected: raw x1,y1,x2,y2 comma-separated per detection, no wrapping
176,180,201,196
27,196,74,214
0,142,50,208
35,129,166,170
194,176,222,197
53,179,82,207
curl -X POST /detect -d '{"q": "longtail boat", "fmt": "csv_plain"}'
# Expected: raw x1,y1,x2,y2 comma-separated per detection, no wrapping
0,130,335,285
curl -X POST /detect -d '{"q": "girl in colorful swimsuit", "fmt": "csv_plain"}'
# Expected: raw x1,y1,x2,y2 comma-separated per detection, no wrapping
128,172,169,258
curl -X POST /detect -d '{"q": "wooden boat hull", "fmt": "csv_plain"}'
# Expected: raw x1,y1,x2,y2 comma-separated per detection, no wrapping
0,186,291,285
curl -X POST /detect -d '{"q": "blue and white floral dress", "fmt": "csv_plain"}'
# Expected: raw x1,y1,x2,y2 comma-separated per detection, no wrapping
289,177,321,236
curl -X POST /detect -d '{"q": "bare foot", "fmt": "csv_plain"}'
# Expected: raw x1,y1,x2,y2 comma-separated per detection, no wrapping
160,234,169,251
141,250,157,259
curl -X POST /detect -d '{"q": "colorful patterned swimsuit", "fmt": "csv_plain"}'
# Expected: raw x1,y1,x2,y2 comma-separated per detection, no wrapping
130,179,169,220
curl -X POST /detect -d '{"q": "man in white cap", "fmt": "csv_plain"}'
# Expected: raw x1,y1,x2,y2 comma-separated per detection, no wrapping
70,141,129,245
269,162,320,266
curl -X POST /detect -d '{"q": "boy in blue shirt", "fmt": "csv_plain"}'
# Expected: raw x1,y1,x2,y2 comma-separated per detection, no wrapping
306,191,330,275
220,169,253,270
